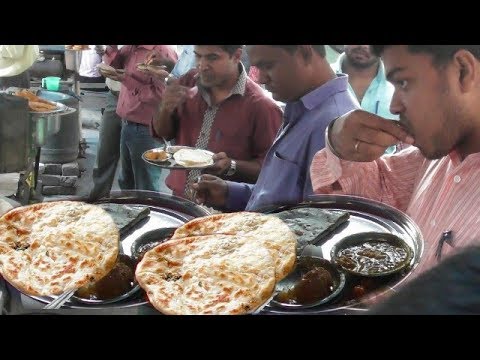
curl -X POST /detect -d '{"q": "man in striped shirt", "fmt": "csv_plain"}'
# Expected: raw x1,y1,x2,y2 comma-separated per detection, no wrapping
311,45,480,281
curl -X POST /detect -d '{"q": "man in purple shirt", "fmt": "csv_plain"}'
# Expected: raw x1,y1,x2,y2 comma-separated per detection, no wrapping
192,45,359,211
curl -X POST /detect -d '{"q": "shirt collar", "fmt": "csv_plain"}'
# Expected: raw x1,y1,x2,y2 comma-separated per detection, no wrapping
283,74,350,126
198,62,247,106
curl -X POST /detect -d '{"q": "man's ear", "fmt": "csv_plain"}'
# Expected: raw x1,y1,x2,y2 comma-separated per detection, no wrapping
454,49,477,93
297,45,314,63
233,47,243,62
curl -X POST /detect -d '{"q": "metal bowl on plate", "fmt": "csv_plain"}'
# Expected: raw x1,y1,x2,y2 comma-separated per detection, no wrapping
271,256,346,309
330,232,414,277
131,227,177,261
72,254,141,305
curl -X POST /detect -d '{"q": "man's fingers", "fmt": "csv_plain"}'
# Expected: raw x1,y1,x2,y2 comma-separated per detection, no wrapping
365,118,414,144
355,127,401,148
353,141,387,162
198,174,220,182
212,152,227,161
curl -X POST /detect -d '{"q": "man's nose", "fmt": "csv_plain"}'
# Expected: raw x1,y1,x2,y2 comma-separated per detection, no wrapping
389,91,403,115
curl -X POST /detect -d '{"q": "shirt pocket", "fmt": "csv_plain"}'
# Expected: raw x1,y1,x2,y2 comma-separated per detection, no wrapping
267,151,304,203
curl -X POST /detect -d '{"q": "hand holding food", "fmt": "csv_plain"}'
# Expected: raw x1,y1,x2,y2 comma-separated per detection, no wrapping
329,109,414,162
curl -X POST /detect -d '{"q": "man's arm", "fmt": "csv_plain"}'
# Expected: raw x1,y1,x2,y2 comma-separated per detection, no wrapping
310,138,425,212
0,45,25,59
151,82,191,140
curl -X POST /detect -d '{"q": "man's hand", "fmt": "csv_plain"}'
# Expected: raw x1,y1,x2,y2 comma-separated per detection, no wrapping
140,65,170,81
190,174,228,208
99,68,125,82
202,152,231,177
160,82,192,113
330,109,414,162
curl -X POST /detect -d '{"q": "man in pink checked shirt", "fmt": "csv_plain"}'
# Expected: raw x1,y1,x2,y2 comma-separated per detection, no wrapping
100,45,178,192
310,45,480,284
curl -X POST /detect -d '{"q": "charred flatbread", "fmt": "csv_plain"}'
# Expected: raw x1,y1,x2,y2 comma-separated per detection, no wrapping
97,203,150,235
0,201,119,296
273,207,350,249
172,212,297,281
135,234,276,315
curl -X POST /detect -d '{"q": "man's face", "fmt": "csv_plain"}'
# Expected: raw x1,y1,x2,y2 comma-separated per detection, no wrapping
247,45,306,102
344,45,379,68
194,46,241,88
384,45,466,159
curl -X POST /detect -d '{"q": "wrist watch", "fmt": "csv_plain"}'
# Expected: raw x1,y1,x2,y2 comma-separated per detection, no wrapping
226,159,237,176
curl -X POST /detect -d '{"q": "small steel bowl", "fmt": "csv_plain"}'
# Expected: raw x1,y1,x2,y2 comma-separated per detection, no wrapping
271,256,346,309
72,254,141,306
130,227,177,261
330,232,414,277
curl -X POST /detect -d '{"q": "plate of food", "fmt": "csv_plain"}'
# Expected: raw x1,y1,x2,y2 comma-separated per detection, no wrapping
65,45,90,51
256,194,424,315
136,62,166,72
134,211,298,314
142,148,172,163
5,191,212,313
143,146,215,170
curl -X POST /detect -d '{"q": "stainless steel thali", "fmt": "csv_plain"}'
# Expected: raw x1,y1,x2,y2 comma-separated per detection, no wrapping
142,146,214,170
257,194,424,315
22,190,211,313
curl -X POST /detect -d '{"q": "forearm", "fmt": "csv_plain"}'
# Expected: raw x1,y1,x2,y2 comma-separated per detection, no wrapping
311,145,423,212
0,45,24,59
152,107,177,140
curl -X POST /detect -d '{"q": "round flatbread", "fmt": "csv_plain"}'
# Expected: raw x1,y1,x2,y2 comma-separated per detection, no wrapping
136,234,276,315
173,148,214,168
172,212,297,282
0,201,119,296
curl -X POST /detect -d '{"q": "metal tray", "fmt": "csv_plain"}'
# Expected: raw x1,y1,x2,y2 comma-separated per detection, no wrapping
257,194,424,315
29,101,76,117
142,146,214,170
22,190,211,311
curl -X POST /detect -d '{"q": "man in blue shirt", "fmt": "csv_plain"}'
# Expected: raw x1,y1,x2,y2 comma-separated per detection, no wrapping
191,45,359,211
331,45,398,154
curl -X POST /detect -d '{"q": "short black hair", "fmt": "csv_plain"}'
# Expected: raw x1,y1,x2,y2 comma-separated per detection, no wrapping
195,45,244,56
218,45,244,55
371,45,480,66
271,45,326,58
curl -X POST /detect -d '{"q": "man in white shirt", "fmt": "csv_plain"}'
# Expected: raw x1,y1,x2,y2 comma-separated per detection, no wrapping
89,46,122,200
0,45,39,89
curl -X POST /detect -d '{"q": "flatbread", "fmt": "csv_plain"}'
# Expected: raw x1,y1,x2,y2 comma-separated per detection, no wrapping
0,201,119,296
135,234,276,315
172,212,297,281
274,208,350,249
97,203,150,235
173,148,214,168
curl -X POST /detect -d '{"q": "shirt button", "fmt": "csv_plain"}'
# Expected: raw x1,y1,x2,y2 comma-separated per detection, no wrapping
454,175,461,183
431,220,436,226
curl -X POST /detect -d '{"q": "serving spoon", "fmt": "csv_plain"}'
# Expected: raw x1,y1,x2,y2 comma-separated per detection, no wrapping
43,289,76,310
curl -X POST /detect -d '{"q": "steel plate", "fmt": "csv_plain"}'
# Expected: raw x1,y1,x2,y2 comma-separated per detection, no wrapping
143,146,214,170
257,194,424,315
